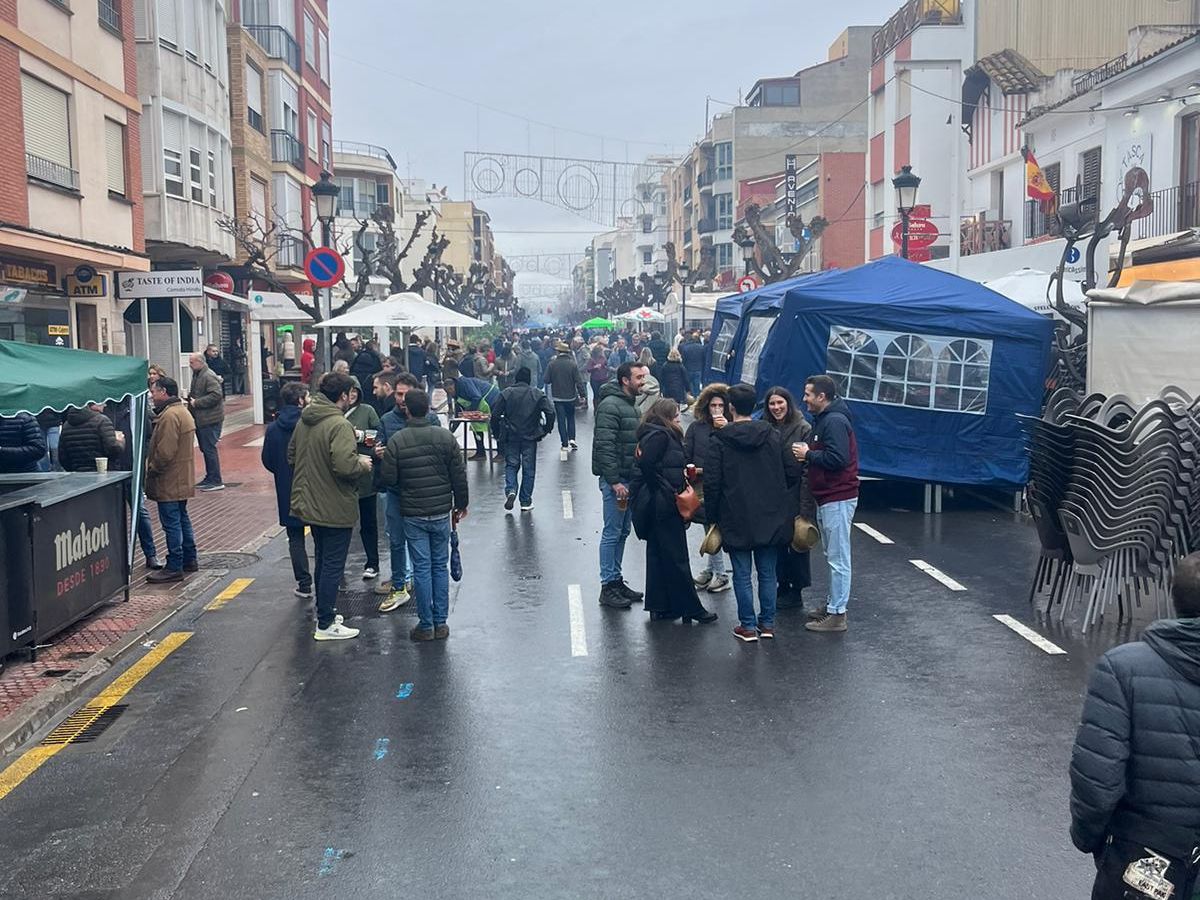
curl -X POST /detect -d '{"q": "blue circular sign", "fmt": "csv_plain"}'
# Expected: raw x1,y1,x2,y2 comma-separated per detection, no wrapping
1066,247,1080,264
304,247,345,287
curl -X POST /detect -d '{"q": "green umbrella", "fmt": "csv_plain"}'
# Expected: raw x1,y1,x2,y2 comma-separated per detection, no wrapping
580,317,616,330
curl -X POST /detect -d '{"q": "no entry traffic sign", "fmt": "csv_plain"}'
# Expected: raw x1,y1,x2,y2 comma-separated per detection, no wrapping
738,274,761,293
304,246,345,288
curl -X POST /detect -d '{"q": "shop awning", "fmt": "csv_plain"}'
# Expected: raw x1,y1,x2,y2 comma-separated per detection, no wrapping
248,290,314,322
315,292,483,329
203,285,251,307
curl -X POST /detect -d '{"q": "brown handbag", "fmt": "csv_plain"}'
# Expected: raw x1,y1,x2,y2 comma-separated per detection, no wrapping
675,481,701,523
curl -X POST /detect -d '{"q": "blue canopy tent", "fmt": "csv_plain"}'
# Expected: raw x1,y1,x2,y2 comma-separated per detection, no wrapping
753,256,1053,487
704,271,834,384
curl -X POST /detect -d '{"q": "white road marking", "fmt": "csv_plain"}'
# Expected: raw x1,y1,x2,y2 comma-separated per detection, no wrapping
567,584,588,657
854,522,894,544
562,490,574,520
993,615,1067,655
908,559,968,592
243,436,264,447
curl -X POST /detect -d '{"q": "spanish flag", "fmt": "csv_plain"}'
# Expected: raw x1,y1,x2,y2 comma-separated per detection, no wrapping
1023,146,1056,213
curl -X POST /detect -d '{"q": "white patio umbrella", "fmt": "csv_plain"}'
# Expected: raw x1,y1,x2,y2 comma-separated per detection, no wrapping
315,292,484,330
984,268,1086,317
615,305,665,324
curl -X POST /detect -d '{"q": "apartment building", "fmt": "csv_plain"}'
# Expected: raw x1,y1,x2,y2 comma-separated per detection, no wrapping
0,0,149,353
864,0,1200,263
131,0,239,367
668,26,874,285
228,0,333,286
332,140,401,302
439,200,498,278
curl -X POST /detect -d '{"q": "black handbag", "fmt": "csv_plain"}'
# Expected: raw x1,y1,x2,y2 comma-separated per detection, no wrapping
1092,815,1200,900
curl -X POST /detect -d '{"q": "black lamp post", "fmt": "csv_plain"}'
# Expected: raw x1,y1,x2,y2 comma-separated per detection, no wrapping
677,258,691,334
311,170,340,369
891,165,921,260
739,235,756,276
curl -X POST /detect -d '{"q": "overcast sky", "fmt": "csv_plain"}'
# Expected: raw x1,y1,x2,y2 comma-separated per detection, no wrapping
330,0,901,271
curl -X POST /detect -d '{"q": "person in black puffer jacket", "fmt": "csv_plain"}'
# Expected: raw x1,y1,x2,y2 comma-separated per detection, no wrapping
58,404,122,472
658,349,690,405
629,399,714,624
1070,551,1200,900
0,412,46,473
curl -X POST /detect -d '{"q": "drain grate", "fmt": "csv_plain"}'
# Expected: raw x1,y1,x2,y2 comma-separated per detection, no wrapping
63,651,92,661
334,590,416,619
42,704,128,746
197,551,260,570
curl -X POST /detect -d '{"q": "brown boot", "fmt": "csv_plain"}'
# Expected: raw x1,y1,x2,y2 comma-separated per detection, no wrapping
805,612,847,633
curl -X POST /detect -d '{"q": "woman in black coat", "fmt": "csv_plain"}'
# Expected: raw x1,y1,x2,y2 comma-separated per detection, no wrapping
683,383,732,593
765,387,814,607
630,399,717,624
658,349,690,405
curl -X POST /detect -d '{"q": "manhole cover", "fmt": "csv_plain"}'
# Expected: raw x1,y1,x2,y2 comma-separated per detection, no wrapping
197,552,260,570
334,590,416,620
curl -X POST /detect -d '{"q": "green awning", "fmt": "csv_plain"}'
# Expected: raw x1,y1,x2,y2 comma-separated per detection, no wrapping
0,340,149,415
580,317,616,330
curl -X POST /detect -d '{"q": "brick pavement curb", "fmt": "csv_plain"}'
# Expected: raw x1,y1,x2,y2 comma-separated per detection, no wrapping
0,523,283,761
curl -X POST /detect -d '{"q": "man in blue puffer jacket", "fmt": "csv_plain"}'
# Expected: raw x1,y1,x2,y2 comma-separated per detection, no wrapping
0,412,46,473
261,381,312,599
1070,551,1200,900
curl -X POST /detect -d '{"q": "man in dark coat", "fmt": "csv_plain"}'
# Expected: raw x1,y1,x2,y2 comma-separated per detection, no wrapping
490,367,554,512
1070,552,1200,900
350,339,385,386
261,381,312,599
647,331,670,378
545,342,584,455
704,384,799,642
680,334,706,397
0,412,46,473
57,403,123,472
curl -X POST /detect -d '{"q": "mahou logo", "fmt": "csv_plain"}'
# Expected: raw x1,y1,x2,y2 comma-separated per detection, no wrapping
54,521,110,571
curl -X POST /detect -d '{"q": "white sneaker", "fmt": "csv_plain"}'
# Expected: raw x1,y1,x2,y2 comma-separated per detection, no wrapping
708,574,732,593
314,621,359,641
559,448,568,461
294,586,313,599
362,567,379,580
379,586,411,612
568,440,578,451
520,502,534,512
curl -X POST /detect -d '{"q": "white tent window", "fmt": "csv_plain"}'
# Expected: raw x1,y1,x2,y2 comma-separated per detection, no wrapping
826,326,992,415
710,318,738,372
738,314,777,386
105,119,126,196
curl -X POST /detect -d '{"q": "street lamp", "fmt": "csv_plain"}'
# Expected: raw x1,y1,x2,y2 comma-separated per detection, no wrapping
677,258,691,334
891,165,921,260
739,235,756,276
311,171,340,370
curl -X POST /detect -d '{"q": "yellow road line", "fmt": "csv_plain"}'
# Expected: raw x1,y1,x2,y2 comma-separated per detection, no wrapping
204,577,255,611
0,631,192,803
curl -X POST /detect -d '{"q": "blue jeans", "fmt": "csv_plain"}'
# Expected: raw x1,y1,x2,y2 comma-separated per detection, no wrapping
156,500,196,572
817,498,857,614
598,478,632,584
130,493,156,560
688,371,701,397
196,422,223,484
404,514,451,630
504,436,538,505
384,492,413,586
704,550,727,576
553,400,576,446
310,525,352,629
729,546,778,630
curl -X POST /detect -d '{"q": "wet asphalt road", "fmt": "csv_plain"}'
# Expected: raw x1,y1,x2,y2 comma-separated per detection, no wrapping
0,409,1125,899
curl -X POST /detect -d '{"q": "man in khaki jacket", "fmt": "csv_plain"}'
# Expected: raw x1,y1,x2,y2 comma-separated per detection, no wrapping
188,352,226,491
145,377,197,583
288,372,372,641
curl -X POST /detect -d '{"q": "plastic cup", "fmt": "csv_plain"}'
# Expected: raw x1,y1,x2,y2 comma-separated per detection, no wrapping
94,458,109,474
364,430,377,448
616,496,628,512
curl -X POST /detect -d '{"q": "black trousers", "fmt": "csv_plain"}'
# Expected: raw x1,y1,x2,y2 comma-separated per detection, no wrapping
777,546,812,593
285,524,311,590
358,495,380,570
644,512,706,617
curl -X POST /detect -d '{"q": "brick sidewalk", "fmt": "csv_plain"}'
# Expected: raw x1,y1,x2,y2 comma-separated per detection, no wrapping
0,395,278,732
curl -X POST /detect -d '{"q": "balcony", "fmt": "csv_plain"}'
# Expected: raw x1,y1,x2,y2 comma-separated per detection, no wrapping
244,25,300,73
697,218,717,235
337,198,379,219
1024,186,1079,242
1071,54,1128,94
872,0,962,62
332,141,397,170
276,233,304,269
1133,182,1200,241
270,130,304,167
683,228,693,246
683,186,692,206
26,152,79,192
960,214,1011,256
697,169,714,192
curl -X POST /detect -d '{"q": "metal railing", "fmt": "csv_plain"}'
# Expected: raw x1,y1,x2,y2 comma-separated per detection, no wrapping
270,130,304,167
276,234,304,269
98,0,121,32
872,0,961,61
1134,182,1200,240
1072,54,1128,94
683,228,693,246
244,25,300,73
960,215,1011,255
26,152,79,191
697,169,714,190
1025,186,1079,242
332,141,397,169
697,218,717,235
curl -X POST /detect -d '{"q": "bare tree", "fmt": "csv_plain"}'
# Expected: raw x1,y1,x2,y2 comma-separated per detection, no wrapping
731,203,827,284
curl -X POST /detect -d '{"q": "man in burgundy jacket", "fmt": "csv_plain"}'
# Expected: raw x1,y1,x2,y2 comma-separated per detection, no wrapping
794,374,860,633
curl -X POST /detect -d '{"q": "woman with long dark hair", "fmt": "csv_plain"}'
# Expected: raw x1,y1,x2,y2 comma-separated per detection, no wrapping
764,386,814,609
684,383,732,593
630,399,717,624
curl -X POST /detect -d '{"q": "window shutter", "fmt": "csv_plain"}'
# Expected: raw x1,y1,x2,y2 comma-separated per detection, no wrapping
105,119,126,195
250,177,267,225
245,63,263,116
21,75,71,168
184,0,200,58
319,31,329,82
134,0,149,38
1081,147,1102,204
157,0,178,46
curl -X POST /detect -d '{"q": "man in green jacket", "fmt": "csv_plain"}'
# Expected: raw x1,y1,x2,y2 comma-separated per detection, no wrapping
381,389,469,642
590,361,648,609
288,372,372,641
187,352,226,491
